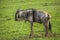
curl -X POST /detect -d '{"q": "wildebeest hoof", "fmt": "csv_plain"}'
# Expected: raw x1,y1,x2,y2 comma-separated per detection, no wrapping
45,33,49,37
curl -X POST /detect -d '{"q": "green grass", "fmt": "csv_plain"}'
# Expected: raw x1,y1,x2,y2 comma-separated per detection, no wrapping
0,0,60,40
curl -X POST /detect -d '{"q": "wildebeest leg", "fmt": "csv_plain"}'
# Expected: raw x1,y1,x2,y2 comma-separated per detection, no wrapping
43,21,49,37
29,21,34,38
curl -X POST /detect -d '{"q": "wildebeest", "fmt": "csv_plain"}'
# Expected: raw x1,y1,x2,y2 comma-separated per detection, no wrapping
15,8,52,37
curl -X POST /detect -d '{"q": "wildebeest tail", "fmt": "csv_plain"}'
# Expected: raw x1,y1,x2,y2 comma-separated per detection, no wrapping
49,21,52,32
48,14,52,32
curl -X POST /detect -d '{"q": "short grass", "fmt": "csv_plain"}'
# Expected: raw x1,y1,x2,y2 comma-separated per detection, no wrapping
0,0,60,40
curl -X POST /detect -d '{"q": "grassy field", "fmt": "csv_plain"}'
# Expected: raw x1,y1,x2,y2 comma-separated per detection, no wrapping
0,0,60,40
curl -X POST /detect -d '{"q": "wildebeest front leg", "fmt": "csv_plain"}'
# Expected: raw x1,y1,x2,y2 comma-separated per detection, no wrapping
29,21,34,38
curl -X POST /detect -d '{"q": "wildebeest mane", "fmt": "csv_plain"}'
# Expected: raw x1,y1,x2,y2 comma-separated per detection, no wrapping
31,8,36,22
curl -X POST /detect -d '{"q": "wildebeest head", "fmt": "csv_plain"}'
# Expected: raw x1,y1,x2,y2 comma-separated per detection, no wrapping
15,9,24,21
15,9,34,21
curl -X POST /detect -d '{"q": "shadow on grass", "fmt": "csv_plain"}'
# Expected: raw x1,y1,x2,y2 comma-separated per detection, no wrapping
13,33,58,40
19,31,60,40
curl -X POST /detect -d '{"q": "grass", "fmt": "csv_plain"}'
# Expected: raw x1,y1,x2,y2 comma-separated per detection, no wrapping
0,0,60,40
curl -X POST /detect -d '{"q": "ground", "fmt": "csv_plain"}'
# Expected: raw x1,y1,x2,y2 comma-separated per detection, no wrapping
0,0,60,40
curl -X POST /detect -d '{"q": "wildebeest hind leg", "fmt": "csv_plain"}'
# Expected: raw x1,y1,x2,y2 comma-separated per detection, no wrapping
43,21,49,37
